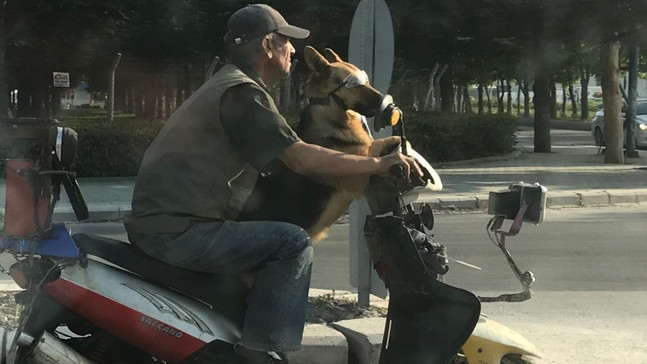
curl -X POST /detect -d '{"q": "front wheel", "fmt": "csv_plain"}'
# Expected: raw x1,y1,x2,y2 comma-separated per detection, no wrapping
502,353,535,364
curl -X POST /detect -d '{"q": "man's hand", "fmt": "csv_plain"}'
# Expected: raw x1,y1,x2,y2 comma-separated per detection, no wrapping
377,153,423,179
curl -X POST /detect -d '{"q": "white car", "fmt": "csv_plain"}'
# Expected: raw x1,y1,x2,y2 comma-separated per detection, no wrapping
591,99,647,149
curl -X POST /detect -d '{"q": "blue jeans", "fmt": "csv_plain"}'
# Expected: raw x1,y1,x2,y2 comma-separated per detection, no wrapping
129,220,313,352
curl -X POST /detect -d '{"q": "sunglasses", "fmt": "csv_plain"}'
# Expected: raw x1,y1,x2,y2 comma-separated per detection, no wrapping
342,70,369,88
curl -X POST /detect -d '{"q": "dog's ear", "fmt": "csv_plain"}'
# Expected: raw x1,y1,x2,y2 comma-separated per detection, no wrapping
304,46,330,76
323,48,343,63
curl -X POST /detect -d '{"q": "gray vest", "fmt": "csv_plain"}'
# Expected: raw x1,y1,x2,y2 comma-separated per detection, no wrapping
126,64,263,233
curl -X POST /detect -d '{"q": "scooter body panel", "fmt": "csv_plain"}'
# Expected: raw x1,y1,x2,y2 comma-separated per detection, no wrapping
41,259,241,363
462,315,542,363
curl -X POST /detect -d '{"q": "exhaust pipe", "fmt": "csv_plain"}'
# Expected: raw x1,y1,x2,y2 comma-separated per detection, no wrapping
27,331,94,364
0,328,93,364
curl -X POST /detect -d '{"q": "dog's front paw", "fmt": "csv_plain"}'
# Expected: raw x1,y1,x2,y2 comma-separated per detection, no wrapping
369,136,402,157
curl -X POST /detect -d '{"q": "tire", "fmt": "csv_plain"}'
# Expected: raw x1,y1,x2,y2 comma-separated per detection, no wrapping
501,353,532,364
594,127,604,147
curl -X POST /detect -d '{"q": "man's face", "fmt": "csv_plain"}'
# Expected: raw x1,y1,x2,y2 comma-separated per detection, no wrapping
268,34,295,79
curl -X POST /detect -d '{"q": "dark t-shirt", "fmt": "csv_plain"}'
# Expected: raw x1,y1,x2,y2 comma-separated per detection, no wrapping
220,73,299,172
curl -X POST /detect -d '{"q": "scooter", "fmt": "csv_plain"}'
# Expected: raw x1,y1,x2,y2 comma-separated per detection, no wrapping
365,99,544,364
0,109,541,363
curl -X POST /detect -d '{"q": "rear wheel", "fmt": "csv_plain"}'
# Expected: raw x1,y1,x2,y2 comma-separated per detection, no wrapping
594,127,604,147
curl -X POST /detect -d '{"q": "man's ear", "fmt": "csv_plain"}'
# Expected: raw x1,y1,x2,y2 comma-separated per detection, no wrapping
323,48,343,63
304,46,329,76
260,37,271,57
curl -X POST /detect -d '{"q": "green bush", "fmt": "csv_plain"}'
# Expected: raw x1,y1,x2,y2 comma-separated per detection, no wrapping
403,110,516,163
53,111,514,178
62,118,163,177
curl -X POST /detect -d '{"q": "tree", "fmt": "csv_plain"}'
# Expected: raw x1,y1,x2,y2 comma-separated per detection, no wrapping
600,40,623,163
0,0,128,117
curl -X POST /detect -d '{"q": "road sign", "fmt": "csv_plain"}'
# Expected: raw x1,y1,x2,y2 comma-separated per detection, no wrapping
52,72,70,88
348,0,394,93
348,0,395,305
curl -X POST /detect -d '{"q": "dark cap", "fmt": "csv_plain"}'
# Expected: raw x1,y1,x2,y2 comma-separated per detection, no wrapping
224,4,310,45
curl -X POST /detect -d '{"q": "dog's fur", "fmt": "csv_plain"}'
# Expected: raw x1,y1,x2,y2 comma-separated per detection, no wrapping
239,46,400,242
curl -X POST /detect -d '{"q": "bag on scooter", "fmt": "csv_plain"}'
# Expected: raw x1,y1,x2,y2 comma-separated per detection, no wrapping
364,215,481,364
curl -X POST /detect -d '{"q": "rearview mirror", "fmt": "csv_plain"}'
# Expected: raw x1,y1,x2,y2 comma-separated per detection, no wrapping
488,183,547,225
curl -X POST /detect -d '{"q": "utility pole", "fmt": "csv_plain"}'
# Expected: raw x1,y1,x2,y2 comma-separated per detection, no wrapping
625,44,639,158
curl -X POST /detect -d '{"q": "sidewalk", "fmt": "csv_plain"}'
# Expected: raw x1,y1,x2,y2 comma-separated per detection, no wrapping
1,123,647,363
2,127,646,222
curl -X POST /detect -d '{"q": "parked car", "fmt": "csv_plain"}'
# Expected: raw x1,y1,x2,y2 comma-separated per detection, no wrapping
591,98,647,149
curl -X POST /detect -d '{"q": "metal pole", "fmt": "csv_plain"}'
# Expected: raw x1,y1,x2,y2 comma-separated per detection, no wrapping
349,0,394,307
107,53,122,123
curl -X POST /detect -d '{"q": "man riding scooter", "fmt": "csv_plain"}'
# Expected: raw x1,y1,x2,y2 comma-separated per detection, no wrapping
124,4,421,363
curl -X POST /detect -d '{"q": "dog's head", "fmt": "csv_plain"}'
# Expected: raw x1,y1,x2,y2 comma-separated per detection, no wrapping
303,46,383,117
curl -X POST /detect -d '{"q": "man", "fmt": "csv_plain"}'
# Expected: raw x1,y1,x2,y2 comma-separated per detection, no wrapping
125,4,421,363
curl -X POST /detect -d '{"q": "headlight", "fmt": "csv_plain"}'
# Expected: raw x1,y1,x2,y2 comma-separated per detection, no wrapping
638,123,647,131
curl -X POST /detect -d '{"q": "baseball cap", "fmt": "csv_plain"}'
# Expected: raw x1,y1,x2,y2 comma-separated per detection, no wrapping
224,4,310,45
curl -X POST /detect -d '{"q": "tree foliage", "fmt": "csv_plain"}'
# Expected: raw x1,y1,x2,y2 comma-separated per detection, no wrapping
2,0,647,159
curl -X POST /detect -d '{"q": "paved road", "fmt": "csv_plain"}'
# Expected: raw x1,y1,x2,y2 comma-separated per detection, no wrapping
3,205,644,293
1,206,645,363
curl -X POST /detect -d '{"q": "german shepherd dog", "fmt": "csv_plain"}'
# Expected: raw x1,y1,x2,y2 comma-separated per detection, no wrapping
239,46,401,242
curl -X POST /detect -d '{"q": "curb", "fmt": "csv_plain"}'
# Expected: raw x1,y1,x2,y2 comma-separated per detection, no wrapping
416,188,647,213
2,188,645,226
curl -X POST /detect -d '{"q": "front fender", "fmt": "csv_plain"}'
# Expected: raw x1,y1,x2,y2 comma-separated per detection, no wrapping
462,315,542,363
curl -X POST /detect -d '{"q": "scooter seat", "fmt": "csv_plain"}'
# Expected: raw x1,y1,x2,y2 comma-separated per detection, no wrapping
72,233,247,323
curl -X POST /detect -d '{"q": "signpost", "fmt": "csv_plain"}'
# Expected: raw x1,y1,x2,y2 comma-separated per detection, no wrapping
52,72,70,88
348,0,395,306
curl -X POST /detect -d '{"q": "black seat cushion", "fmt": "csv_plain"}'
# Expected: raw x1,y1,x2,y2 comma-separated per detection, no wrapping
73,233,247,325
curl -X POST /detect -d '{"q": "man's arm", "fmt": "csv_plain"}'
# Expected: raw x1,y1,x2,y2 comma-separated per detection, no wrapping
279,141,422,178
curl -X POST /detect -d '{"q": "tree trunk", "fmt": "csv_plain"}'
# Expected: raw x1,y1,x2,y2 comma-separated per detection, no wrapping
165,78,174,118
561,83,567,115
463,85,472,114
423,64,438,111
580,70,590,120
0,5,8,118
440,68,454,112
516,83,521,115
456,85,463,113
523,80,531,117
569,84,577,117
600,40,624,164
549,75,557,118
434,65,447,110
533,71,552,152
485,85,492,114
477,84,484,115
134,82,144,118
496,78,505,114
506,79,512,114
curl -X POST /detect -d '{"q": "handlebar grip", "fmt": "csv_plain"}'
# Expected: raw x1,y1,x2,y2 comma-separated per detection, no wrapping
390,164,405,178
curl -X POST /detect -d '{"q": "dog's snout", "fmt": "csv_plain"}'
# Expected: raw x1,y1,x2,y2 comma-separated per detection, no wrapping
356,87,384,116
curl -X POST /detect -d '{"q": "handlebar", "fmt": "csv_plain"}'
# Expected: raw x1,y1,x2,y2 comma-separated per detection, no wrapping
390,163,427,189
390,164,406,178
